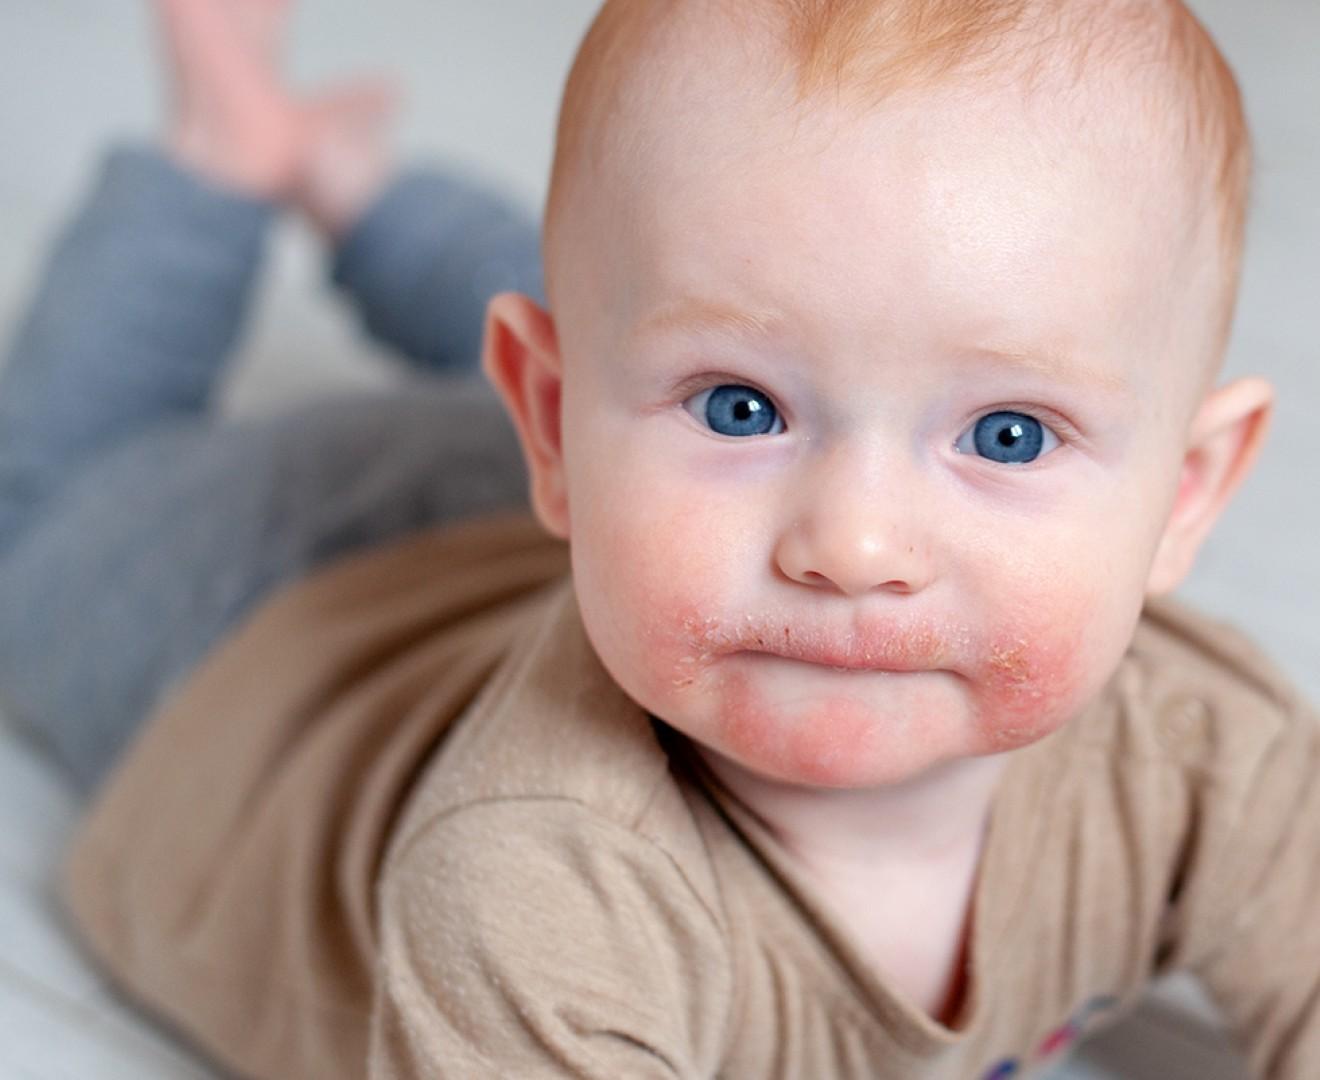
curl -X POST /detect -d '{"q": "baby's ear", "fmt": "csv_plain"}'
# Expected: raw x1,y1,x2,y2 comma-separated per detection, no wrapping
482,292,570,540
1145,377,1274,596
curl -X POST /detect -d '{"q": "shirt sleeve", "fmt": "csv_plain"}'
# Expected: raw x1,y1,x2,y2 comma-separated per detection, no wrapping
330,168,544,376
1177,698,1320,1078
369,799,733,1079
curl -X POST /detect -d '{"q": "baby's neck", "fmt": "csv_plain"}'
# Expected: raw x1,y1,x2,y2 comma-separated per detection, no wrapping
699,749,1009,874
697,748,1009,1023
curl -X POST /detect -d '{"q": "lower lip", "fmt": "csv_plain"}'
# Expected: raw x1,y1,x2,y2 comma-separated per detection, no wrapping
711,654,957,722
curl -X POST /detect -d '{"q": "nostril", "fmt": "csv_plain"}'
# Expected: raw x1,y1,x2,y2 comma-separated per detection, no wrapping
775,525,933,596
799,570,914,596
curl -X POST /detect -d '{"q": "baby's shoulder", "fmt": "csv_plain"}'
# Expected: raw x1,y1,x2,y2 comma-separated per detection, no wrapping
371,790,737,1075
385,748,721,913
1073,595,1316,781
374,782,735,1037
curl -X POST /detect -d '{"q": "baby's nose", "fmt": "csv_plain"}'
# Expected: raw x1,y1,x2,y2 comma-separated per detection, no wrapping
773,455,935,598
776,521,935,597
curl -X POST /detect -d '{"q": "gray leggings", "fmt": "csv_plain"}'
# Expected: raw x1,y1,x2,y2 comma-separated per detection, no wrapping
0,148,540,793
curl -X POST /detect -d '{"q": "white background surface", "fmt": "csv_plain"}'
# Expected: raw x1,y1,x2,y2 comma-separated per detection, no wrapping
0,1,1315,1076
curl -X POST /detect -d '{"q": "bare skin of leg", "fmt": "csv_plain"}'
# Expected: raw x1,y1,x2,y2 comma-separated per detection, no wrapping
155,0,397,233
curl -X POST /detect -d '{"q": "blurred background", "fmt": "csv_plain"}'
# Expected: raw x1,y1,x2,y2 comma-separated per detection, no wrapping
0,1,1315,1076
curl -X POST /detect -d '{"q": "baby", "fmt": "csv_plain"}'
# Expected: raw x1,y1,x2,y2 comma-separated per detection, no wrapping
2,0,1315,1078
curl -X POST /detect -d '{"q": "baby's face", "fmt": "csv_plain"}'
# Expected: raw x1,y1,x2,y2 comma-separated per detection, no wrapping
548,76,1220,790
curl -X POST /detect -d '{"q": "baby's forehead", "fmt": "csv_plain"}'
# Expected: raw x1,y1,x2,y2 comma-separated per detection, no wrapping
625,99,1180,354
574,15,1193,293
546,0,1248,375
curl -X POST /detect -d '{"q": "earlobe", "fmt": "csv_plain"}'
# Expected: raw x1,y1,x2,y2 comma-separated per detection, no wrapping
1145,377,1274,596
481,292,571,539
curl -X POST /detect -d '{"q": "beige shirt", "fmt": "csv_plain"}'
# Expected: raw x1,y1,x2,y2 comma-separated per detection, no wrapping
62,512,1320,1079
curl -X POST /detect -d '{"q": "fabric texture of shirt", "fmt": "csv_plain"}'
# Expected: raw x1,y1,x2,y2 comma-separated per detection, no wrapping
61,512,1320,1079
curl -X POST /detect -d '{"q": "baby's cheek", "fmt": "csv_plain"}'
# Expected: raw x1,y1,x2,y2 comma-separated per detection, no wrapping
971,586,1114,751
577,513,728,693
607,586,725,709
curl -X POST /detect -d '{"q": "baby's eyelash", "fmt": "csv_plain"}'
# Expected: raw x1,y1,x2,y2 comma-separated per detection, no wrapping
975,404,1081,444
669,371,771,402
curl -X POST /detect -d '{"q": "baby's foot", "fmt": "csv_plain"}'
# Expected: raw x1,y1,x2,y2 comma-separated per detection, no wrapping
155,0,303,197
295,78,399,237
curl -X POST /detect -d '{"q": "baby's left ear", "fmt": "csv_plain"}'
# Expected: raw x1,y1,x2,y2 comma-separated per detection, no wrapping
1146,377,1275,596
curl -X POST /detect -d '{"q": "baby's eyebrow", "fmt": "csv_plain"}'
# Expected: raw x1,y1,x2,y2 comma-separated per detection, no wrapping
634,298,781,342
969,345,1131,397
634,298,1132,397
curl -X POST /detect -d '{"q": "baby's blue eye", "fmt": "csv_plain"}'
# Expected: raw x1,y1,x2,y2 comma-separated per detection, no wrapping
687,384,784,437
956,411,1058,464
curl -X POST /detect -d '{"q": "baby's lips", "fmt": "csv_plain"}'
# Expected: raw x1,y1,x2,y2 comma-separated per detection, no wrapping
676,605,971,675
734,614,960,673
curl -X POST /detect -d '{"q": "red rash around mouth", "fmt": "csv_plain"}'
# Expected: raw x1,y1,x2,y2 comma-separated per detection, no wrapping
653,588,1102,788
716,668,885,787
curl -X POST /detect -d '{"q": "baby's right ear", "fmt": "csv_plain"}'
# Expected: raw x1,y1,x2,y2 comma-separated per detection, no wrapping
482,292,571,540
